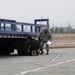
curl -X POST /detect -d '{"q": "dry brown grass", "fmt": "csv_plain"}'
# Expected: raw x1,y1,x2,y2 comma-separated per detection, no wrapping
52,34,75,43
49,34,75,48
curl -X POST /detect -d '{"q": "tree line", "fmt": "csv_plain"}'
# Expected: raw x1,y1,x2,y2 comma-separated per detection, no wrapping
50,26,75,34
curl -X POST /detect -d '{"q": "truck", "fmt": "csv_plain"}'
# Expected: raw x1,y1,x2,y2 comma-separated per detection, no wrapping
0,18,49,56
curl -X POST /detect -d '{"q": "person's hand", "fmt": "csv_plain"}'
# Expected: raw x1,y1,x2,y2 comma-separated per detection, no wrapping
38,37,41,41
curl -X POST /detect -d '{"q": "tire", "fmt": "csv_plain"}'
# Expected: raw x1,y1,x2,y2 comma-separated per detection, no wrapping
0,48,11,56
22,40,29,55
17,42,24,56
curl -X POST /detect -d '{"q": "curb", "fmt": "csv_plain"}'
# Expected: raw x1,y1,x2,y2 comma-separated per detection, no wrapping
44,44,75,49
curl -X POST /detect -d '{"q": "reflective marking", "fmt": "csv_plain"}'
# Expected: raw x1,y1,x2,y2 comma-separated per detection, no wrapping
51,54,61,61
14,59,75,75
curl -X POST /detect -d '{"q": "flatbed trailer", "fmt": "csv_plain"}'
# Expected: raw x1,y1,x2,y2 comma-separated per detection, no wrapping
0,19,49,55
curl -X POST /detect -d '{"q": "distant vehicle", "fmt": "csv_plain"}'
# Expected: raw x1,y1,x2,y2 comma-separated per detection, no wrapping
0,18,49,55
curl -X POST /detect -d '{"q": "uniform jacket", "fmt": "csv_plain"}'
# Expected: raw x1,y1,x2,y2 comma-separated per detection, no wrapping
37,28,52,42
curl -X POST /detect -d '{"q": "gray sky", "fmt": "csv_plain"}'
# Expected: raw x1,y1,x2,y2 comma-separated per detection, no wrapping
0,0,75,28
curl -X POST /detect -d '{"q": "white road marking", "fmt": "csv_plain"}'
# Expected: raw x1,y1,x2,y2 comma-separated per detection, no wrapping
51,54,61,61
14,59,75,75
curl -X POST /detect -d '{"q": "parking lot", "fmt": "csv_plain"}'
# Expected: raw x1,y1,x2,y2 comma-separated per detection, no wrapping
0,48,75,75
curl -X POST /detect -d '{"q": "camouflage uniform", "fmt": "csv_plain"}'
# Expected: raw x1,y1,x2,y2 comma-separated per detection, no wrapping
37,28,52,55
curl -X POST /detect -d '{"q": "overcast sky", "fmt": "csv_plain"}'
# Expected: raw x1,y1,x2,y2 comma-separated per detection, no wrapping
0,0,75,28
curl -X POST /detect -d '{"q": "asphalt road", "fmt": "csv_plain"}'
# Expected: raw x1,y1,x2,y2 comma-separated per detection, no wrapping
0,48,75,75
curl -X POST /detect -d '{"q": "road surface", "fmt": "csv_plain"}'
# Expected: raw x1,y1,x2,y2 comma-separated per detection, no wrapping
0,48,75,75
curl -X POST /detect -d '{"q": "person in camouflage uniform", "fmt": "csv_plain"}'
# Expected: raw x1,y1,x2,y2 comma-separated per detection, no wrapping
37,28,52,55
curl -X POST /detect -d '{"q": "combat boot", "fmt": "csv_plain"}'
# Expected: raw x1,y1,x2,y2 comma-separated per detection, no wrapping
46,50,49,55
40,51,44,55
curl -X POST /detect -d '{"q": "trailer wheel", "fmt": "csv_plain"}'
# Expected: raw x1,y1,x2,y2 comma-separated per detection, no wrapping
5,47,14,55
4,51,10,55
0,50,4,55
22,40,29,55
17,42,24,56
0,48,10,55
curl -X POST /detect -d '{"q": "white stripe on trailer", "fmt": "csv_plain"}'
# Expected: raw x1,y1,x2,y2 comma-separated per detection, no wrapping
0,35,26,38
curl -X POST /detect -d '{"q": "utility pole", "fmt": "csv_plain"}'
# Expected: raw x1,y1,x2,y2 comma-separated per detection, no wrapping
68,21,71,44
53,24,55,34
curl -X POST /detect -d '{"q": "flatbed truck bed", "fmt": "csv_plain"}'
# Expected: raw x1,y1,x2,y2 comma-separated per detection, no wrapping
0,18,49,55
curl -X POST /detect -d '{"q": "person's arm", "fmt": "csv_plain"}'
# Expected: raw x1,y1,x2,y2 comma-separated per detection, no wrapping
49,30,52,41
37,31,42,41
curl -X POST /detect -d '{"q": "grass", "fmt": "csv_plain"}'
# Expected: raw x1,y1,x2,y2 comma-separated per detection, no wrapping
49,34,75,48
